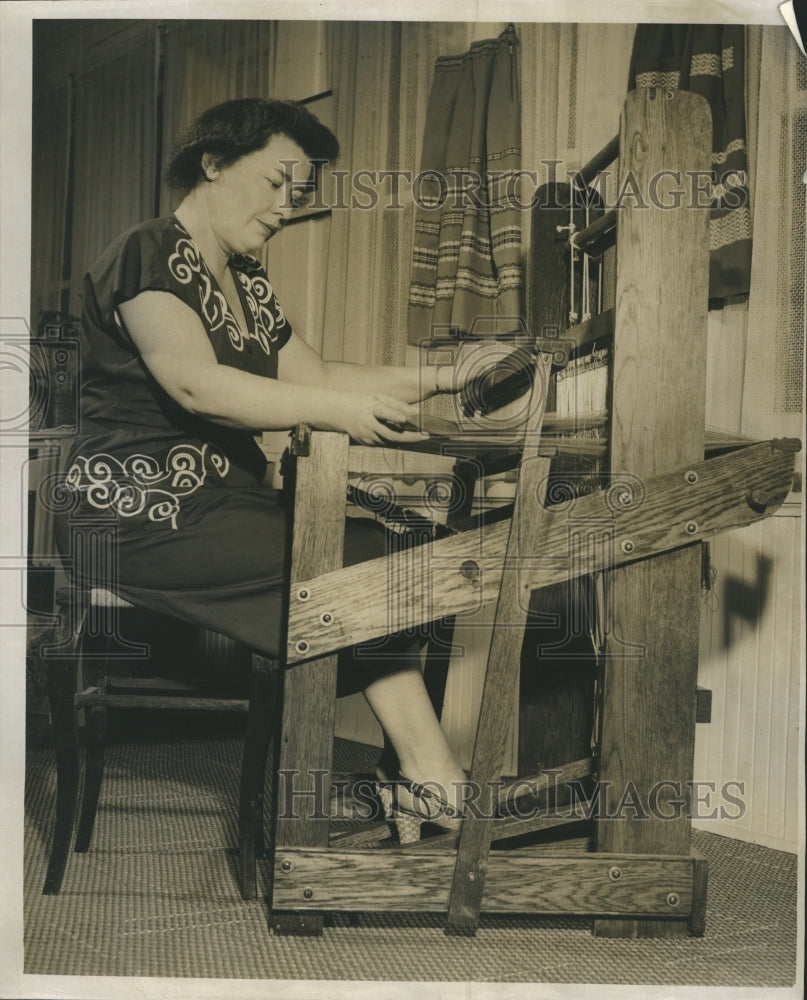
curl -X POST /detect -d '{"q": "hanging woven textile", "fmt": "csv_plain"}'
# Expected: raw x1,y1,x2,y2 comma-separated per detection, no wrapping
628,24,752,304
407,24,523,345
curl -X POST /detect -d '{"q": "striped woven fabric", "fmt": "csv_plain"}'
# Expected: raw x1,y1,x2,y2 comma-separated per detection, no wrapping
408,25,523,344
629,24,752,303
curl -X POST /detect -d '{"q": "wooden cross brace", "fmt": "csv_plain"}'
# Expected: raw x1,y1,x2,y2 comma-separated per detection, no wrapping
287,438,799,666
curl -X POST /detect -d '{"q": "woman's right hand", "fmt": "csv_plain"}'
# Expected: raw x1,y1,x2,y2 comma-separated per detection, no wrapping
328,392,429,446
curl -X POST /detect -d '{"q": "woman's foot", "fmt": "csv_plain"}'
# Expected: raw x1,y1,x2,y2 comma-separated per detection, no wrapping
378,775,466,842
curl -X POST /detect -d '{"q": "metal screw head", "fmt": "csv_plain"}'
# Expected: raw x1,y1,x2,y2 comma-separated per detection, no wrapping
302,887,314,901
685,521,699,534
320,612,333,625
295,640,309,654
685,470,699,484
621,539,635,554
666,892,680,907
467,871,476,882
608,866,623,881
297,588,310,602
280,859,293,873
460,560,481,585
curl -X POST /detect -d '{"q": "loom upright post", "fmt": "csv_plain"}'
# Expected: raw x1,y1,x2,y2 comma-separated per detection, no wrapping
593,87,712,937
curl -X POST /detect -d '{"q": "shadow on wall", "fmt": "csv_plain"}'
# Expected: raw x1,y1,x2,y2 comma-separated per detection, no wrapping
720,552,774,650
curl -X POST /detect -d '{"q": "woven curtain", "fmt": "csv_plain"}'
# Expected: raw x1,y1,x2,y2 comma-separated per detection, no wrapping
69,33,157,318
407,24,522,345
628,24,752,305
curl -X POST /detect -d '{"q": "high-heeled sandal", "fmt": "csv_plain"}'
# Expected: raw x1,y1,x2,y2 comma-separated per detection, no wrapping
377,777,465,844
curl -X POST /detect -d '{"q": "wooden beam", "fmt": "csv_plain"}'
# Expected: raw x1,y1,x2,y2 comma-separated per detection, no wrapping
593,88,712,938
286,440,797,663
270,429,349,937
446,353,554,933
271,847,698,919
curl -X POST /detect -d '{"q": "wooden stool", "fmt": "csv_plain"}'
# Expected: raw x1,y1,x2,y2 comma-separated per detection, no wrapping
42,585,281,900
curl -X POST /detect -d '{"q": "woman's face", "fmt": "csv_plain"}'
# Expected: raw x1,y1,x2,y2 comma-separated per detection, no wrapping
203,134,314,255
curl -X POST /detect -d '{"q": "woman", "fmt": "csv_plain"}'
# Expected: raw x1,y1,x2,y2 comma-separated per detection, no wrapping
56,97,470,839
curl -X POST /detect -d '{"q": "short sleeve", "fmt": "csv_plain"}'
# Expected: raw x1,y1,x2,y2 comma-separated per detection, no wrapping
83,219,204,340
83,218,291,370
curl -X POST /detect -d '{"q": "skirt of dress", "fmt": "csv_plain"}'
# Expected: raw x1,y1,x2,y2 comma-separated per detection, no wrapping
53,484,420,696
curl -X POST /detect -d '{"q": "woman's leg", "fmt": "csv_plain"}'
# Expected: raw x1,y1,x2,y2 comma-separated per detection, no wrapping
361,662,468,819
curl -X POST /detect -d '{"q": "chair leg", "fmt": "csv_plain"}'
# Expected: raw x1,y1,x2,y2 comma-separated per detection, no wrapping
42,605,85,895
74,699,106,853
238,654,281,901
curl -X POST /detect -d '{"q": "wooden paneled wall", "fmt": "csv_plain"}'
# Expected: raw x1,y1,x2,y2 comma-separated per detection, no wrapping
693,502,802,851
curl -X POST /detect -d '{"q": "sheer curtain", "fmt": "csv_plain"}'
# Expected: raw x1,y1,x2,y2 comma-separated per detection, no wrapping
30,86,70,323
69,33,157,319
159,21,278,215
319,21,506,367
741,26,805,444
518,22,636,331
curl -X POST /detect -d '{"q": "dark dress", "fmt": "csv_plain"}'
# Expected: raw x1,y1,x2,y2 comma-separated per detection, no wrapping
54,215,399,679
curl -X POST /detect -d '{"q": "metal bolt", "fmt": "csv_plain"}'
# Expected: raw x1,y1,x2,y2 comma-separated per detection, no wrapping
280,859,293,873
295,640,310,654
666,892,680,907
460,560,481,585
621,539,635,554
685,470,699,484
468,871,476,882
320,612,334,626
685,521,698,534
302,887,315,901
608,866,622,881
297,588,310,602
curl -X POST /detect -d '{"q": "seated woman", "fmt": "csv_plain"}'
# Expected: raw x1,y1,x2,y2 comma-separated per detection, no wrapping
55,97,472,840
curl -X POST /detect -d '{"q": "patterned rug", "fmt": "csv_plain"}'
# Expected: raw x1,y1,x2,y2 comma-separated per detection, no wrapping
23,736,798,988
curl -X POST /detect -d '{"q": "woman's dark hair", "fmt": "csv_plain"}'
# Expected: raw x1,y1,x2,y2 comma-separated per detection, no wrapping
165,97,339,192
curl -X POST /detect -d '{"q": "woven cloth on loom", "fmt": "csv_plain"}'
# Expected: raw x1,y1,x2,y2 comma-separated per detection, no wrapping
408,24,523,344
628,24,752,304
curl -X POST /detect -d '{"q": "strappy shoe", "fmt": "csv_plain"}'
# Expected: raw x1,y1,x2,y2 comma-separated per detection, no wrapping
377,777,465,844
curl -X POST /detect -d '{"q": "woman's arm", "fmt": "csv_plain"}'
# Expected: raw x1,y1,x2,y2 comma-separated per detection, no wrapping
117,291,428,445
277,330,454,403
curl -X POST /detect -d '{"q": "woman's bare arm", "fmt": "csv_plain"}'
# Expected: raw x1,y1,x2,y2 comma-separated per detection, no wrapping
277,330,449,402
117,291,428,445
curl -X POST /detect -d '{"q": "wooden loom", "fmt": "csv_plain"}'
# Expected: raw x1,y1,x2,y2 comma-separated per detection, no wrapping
264,89,799,937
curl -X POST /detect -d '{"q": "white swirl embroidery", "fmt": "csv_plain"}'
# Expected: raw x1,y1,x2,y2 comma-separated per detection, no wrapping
67,444,230,530
235,259,287,354
168,237,243,349
168,234,284,357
